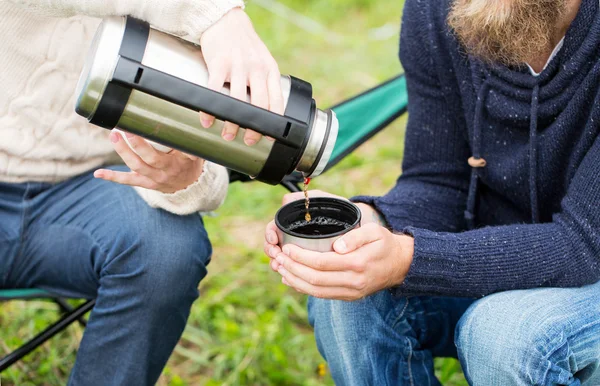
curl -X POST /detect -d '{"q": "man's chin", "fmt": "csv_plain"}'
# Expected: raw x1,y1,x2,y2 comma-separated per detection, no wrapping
447,0,563,66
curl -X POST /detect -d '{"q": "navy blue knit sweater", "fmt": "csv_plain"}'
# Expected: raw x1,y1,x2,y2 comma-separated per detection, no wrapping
354,0,600,297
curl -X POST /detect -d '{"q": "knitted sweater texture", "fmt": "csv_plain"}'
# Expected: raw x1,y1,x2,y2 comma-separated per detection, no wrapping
354,0,600,297
0,0,244,214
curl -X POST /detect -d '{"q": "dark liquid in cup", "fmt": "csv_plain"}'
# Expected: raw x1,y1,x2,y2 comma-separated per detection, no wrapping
288,216,351,236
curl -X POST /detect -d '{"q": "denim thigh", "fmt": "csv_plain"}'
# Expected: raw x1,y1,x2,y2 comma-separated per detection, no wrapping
308,291,474,386
2,165,212,298
456,280,600,386
0,181,27,287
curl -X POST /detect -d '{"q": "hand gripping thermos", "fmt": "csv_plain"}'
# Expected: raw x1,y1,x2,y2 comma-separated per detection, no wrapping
75,17,338,184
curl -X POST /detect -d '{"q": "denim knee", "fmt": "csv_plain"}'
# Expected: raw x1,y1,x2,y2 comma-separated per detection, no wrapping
308,294,403,356
308,295,392,385
308,292,428,386
455,291,577,386
308,296,366,356
101,203,212,310
144,215,211,308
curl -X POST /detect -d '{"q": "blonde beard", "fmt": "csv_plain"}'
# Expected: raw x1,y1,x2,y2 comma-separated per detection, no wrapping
448,0,565,66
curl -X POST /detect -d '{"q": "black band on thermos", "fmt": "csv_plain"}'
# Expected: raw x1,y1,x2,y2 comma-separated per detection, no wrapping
89,17,149,128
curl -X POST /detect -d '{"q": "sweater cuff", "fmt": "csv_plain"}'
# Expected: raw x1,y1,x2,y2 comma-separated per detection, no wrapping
134,162,229,215
351,195,409,231
181,0,245,40
391,227,469,297
350,195,378,206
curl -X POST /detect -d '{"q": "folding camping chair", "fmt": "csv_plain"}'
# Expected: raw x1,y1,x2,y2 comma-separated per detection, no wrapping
0,291,95,371
0,73,407,372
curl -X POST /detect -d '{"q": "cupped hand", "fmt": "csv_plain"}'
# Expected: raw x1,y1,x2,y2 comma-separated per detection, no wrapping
263,190,390,273
199,7,283,146
94,130,204,193
274,223,414,301
264,190,346,273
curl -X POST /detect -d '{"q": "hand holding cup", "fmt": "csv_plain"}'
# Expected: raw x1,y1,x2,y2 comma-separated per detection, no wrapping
264,190,415,301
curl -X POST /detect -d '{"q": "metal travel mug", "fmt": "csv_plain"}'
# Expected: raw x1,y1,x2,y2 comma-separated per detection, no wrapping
75,16,338,185
275,197,361,252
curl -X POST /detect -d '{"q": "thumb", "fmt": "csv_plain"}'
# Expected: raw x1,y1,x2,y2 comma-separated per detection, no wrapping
265,220,279,245
333,223,384,254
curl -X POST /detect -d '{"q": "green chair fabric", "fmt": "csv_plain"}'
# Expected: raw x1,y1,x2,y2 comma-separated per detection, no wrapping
327,74,407,170
228,74,407,185
0,289,56,300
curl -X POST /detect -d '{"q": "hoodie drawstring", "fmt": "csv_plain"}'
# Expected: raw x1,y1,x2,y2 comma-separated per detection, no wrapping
465,79,490,230
465,77,540,228
529,85,540,223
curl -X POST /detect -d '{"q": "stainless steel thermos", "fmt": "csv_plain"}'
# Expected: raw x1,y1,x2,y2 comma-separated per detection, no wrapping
75,17,338,184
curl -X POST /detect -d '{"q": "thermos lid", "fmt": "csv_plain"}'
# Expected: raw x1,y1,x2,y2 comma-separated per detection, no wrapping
309,110,338,177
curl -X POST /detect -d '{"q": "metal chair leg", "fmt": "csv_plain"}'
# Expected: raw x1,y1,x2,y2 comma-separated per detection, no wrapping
53,298,88,328
281,180,301,193
0,299,95,372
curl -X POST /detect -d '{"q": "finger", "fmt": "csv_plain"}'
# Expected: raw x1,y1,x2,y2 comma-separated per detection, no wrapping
200,65,228,128
270,259,280,272
277,266,362,300
245,72,269,146
263,240,281,259
221,68,246,141
265,221,279,245
282,244,354,272
275,251,361,288
270,245,282,259
123,132,168,168
267,67,284,115
94,169,157,190
333,223,385,254
110,130,155,176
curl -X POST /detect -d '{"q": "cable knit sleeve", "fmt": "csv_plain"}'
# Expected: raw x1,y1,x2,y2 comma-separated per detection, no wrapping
133,161,229,215
5,0,245,40
353,0,472,233
396,134,600,298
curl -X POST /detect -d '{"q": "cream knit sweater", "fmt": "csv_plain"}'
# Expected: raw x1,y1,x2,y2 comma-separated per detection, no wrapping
0,0,245,215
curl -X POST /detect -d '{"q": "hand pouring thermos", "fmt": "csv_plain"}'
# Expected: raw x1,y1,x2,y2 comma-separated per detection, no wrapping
75,17,338,184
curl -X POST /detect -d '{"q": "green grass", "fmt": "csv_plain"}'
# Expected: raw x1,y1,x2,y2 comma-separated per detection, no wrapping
0,0,467,384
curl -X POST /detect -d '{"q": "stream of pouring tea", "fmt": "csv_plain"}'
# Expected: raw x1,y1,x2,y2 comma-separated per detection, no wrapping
303,176,311,222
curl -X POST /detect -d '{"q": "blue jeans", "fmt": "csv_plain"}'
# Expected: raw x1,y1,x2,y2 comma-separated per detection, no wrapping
309,281,600,386
0,166,212,385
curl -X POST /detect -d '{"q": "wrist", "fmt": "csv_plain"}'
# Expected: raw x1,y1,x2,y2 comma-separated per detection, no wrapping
355,203,388,227
189,158,206,186
200,6,248,45
169,159,205,193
